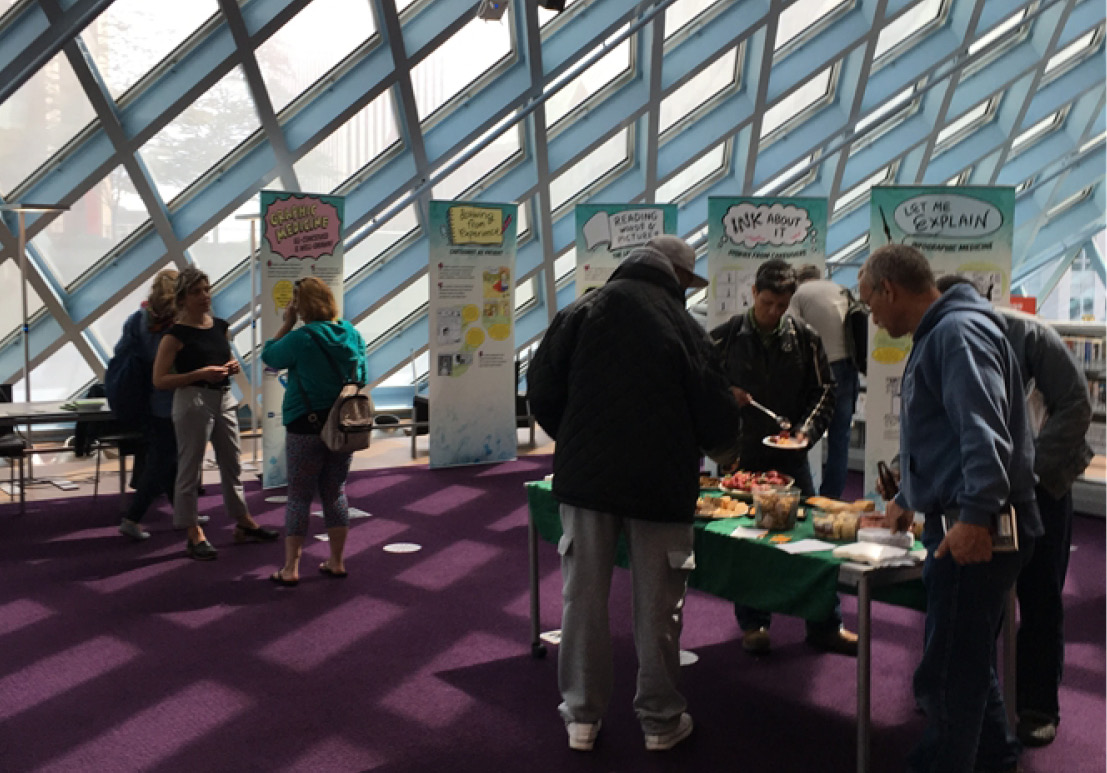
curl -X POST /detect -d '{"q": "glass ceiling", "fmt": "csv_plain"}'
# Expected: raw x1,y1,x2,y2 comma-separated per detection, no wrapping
0,0,1103,402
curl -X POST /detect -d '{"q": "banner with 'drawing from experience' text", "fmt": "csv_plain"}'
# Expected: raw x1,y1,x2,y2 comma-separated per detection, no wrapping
427,201,519,469
260,190,345,489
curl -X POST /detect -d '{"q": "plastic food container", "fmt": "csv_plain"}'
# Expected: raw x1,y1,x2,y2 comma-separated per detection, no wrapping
751,485,801,530
812,510,860,541
857,527,914,549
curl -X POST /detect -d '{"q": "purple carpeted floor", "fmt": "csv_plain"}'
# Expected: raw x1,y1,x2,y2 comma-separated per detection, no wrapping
0,457,1102,772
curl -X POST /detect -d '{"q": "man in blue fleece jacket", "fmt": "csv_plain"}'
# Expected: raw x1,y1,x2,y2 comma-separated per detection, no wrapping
859,244,1042,773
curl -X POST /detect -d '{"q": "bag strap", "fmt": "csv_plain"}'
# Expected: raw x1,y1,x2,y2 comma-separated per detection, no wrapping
303,325,361,385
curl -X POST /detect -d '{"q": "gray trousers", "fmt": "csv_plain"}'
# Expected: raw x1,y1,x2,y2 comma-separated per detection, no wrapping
557,503,694,734
171,386,248,528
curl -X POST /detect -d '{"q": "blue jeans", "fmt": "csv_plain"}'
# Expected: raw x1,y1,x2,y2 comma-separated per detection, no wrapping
820,360,859,499
908,518,1030,773
1016,485,1072,723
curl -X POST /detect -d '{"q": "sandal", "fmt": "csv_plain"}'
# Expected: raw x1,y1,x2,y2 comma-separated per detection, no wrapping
234,524,280,543
269,571,299,587
319,563,348,579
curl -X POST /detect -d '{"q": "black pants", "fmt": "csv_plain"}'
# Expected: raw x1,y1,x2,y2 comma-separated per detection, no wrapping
125,416,177,524
1015,485,1073,723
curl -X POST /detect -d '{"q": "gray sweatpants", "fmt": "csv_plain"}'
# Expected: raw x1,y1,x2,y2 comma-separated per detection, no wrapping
556,503,695,735
171,386,248,529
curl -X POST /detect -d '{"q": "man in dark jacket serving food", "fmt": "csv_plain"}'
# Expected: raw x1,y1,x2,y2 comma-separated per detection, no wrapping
528,235,742,753
710,259,857,656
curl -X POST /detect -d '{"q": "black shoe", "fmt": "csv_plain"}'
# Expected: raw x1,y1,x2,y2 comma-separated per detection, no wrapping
234,524,280,543
185,539,218,561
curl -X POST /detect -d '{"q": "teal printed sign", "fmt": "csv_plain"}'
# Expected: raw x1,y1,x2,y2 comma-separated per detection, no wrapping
427,200,519,469
574,203,678,296
871,186,1014,303
706,196,827,330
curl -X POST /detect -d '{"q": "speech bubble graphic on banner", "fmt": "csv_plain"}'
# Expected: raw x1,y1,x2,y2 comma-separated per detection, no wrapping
723,203,811,247
447,205,504,246
264,196,341,260
893,193,1003,238
582,208,664,251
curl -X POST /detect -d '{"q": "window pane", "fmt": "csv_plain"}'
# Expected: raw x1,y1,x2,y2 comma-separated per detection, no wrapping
294,90,400,193
875,0,944,60
188,200,259,283
539,0,579,28
856,85,915,133
344,205,419,280
968,7,1027,57
660,48,737,133
0,257,44,342
85,0,220,99
755,153,816,196
433,129,521,201
555,246,575,281
775,0,849,51
656,144,726,203
87,281,147,353
357,278,428,348
412,18,513,122
138,66,260,202
12,343,94,402
762,64,832,138
0,53,96,195
936,98,990,146
664,0,719,39
549,129,629,211
546,34,630,127
31,166,147,287
835,167,891,214
1045,30,1099,78
256,0,376,114
1011,111,1061,156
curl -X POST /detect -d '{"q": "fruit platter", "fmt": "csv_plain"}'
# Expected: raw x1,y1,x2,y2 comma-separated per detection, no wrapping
719,469,794,495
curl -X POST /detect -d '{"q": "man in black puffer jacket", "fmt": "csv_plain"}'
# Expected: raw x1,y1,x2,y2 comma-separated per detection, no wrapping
528,235,741,753
710,259,856,657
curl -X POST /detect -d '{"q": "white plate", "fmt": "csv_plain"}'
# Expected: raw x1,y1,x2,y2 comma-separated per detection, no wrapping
762,435,808,450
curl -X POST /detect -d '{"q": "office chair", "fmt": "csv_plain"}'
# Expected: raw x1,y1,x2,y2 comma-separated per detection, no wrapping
0,384,30,514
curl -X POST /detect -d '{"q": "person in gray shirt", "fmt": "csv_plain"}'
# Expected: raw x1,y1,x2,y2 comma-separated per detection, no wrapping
788,265,859,499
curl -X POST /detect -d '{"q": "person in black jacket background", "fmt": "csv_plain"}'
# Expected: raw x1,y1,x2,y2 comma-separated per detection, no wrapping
528,235,741,753
710,259,856,656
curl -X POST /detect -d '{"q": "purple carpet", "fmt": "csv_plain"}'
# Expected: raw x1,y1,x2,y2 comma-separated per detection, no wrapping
0,458,1102,772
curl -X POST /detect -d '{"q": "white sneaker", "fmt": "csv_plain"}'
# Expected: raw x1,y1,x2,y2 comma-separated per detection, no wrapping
567,719,601,751
118,519,150,541
645,713,693,751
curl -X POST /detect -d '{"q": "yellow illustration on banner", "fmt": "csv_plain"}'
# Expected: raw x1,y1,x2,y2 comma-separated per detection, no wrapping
482,266,513,339
872,328,912,365
448,206,503,246
272,280,294,314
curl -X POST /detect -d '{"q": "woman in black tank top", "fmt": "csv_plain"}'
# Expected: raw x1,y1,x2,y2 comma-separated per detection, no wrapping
153,267,277,560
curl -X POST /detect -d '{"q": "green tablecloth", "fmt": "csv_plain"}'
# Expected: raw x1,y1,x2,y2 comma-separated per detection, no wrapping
526,482,926,618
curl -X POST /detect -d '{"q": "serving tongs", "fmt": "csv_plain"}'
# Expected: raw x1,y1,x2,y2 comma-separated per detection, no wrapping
747,398,791,432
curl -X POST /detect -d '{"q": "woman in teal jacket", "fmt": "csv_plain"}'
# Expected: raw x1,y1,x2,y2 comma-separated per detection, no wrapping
261,277,368,586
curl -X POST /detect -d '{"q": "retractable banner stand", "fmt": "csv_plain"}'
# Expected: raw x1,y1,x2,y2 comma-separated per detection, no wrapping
259,190,346,488
705,196,828,331
427,201,519,469
865,186,1014,499
574,203,677,296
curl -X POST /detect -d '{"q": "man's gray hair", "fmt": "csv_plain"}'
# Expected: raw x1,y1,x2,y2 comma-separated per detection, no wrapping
861,244,935,295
